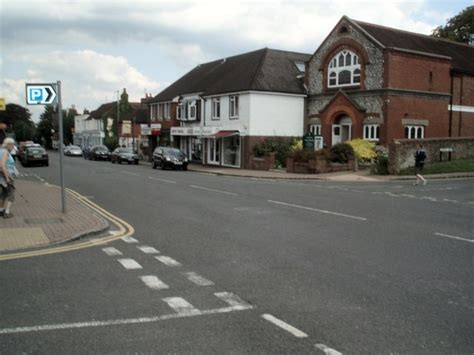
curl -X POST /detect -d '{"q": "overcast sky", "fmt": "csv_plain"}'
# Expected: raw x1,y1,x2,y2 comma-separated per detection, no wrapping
0,0,471,121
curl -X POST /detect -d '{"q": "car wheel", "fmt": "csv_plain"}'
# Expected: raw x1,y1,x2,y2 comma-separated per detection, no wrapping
183,165,188,171
111,159,115,164
135,160,139,165
128,161,131,165
161,162,166,170
45,162,49,167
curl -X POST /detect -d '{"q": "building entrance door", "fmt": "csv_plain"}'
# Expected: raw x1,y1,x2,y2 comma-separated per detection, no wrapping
332,124,342,145
207,138,220,165
332,115,352,145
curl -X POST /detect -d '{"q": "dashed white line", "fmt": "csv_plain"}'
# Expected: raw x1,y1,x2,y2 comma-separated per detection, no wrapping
315,343,343,355
148,176,177,184
184,272,214,286
121,171,140,177
215,292,250,308
102,247,123,256
162,297,200,315
261,313,308,338
434,232,473,243
190,185,238,196
139,275,169,290
117,259,143,270
268,200,367,221
137,246,160,254
155,255,182,267
121,236,139,244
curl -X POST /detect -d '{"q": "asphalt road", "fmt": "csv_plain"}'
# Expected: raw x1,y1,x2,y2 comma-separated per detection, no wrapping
1,152,473,354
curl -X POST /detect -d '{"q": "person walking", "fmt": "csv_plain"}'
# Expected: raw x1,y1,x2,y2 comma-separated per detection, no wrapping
0,138,18,218
414,143,427,186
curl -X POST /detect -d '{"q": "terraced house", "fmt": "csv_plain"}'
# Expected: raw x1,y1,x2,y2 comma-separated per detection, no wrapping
305,16,474,146
147,48,310,168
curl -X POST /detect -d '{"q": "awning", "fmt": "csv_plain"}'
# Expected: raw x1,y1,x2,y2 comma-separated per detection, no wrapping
211,130,239,138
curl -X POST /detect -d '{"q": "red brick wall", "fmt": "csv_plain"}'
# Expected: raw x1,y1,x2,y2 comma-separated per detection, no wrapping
451,73,474,137
385,51,451,93
385,95,450,142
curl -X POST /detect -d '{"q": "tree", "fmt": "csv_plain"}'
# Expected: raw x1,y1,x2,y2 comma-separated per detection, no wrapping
432,6,474,44
0,103,37,142
63,108,77,145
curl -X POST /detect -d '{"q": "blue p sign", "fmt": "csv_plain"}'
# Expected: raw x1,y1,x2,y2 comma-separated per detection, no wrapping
29,88,43,103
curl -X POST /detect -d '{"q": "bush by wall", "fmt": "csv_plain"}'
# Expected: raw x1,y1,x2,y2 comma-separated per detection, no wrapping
252,137,297,168
330,143,354,163
347,139,376,162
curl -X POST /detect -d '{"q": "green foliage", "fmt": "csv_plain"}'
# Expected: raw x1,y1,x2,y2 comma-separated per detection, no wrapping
36,105,57,148
347,139,377,162
399,157,474,175
63,108,77,145
0,103,37,142
432,6,474,43
329,143,354,163
252,137,296,168
371,147,389,175
104,136,118,151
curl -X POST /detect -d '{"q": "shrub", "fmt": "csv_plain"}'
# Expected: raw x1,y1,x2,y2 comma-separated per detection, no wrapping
329,143,354,163
347,139,376,162
289,148,330,163
252,138,296,168
372,147,389,175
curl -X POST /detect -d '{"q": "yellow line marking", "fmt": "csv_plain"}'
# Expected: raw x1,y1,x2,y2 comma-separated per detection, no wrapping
0,187,134,261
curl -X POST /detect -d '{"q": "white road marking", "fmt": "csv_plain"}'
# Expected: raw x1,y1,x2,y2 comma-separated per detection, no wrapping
215,292,250,307
121,236,139,244
420,196,438,202
121,171,139,177
315,343,343,355
102,247,123,256
148,176,177,184
137,246,160,254
190,185,238,196
139,275,169,290
184,272,214,286
434,232,473,244
0,304,254,335
261,313,308,338
162,297,200,315
442,198,458,203
268,200,367,221
117,259,142,270
155,255,182,267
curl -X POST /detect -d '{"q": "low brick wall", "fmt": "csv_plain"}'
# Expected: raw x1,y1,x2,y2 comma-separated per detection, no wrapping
388,137,474,174
287,157,356,174
252,152,276,171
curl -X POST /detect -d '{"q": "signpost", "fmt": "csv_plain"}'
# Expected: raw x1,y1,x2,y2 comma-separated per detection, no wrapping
25,81,66,213
0,97,5,111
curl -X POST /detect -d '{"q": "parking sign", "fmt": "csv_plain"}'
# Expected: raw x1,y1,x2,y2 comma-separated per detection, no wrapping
25,84,57,105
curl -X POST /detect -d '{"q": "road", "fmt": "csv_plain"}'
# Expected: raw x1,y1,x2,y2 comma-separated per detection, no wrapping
1,152,473,354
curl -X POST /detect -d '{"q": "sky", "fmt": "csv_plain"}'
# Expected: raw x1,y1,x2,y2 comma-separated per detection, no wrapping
0,0,471,121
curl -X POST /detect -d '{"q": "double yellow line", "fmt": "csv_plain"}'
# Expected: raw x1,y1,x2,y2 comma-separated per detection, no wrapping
0,188,135,261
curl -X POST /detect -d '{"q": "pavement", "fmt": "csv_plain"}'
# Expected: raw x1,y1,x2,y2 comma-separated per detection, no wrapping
0,152,473,354
187,163,474,182
0,178,109,253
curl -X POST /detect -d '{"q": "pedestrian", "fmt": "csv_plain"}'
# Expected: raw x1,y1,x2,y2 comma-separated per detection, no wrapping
0,137,19,218
414,143,427,186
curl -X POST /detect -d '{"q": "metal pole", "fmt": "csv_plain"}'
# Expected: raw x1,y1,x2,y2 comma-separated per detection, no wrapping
57,80,66,213
132,116,136,154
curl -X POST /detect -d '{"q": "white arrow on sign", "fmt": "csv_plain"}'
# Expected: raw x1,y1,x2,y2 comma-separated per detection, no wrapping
25,84,57,105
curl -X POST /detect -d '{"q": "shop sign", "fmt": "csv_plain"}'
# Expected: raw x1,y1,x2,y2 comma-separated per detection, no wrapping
303,132,315,150
141,124,151,135
171,127,193,136
192,126,219,136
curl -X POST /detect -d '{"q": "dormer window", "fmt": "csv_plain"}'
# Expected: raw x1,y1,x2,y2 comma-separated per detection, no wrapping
328,50,361,88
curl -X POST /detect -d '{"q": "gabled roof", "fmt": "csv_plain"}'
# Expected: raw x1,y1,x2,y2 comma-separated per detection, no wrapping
318,90,366,114
352,19,474,74
88,101,148,124
150,48,311,102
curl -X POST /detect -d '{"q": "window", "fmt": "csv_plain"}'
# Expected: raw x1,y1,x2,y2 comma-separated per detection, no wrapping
164,103,171,119
229,95,239,119
212,97,221,119
309,124,321,136
177,104,184,120
150,104,158,120
363,124,380,141
404,125,424,139
188,101,197,120
328,50,361,88
294,61,306,73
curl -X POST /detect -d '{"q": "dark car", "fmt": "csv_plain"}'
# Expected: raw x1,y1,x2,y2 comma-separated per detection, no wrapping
21,146,49,167
111,148,139,165
18,141,40,162
152,147,188,170
88,145,110,161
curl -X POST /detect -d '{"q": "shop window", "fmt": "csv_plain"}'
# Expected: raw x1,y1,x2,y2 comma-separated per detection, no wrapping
229,95,239,119
212,97,221,119
222,135,240,167
188,101,197,120
328,50,361,88
404,125,424,139
363,124,380,141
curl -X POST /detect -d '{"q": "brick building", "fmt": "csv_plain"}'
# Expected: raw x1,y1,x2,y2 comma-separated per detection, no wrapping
306,16,474,146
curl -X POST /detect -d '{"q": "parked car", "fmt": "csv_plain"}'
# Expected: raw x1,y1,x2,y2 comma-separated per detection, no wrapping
88,145,110,161
21,146,49,167
18,141,41,162
64,145,83,157
152,147,188,170
111,148,139,165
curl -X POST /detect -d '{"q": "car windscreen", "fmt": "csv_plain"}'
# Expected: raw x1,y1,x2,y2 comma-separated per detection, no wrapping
119,149,134,154
70,146,81,150
163,148,185,158
27,148,45,154
95,147,108,152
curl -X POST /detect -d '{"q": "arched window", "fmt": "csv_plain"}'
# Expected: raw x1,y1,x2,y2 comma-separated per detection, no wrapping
328,50,361,88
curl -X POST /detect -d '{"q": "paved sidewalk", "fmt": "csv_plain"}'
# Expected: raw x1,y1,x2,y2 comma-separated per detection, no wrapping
187,164,474,182
0,179,109,253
